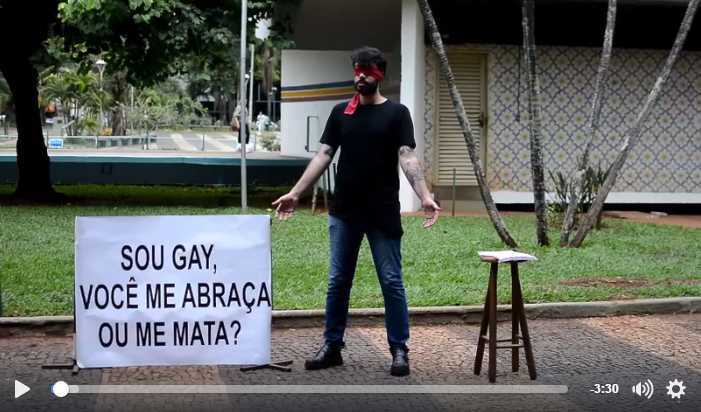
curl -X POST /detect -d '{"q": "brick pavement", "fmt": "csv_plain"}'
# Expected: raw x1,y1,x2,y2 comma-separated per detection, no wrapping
1,314,699,411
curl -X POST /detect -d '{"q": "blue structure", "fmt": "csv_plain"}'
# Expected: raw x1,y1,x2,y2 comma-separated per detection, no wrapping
0,154,309,186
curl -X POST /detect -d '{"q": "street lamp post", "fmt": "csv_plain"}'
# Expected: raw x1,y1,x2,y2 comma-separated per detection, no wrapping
130,85,135,135
95,59,106,142
239,0,249,211
248,44,254,125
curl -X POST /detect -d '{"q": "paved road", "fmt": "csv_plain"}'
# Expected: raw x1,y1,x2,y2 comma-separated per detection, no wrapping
1,314,699,411
158,132,239,152
0,137,16,149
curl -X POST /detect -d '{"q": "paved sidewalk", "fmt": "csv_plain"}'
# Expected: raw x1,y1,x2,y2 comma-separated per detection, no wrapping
603,211,701,229
2,314,699,411
403,210,701,230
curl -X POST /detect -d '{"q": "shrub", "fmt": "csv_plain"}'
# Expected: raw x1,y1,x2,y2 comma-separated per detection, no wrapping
259,132,280,151
548,162,611,229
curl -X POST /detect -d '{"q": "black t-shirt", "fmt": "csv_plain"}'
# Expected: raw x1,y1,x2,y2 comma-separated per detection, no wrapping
320,99,416,238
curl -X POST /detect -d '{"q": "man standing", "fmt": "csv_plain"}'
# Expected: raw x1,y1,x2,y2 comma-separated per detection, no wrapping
272,46,440,376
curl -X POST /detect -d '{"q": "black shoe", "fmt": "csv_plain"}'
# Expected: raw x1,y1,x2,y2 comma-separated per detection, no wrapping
304,343,343,370
390,347,410,377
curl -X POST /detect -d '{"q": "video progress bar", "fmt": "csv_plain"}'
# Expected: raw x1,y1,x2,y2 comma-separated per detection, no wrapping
67,384,569,395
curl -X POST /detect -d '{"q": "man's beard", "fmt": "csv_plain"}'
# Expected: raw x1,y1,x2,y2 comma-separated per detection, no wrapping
355,80,378,96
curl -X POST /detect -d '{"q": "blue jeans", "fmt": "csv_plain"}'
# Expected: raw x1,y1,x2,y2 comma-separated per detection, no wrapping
324,215,410,351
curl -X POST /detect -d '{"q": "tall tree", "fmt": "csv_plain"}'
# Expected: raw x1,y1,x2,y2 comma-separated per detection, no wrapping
417,0,518,248
570,0,700,247
1,0,295,197
0,1,61,200
59,0,298,127
521,0,549,246
59,0,234,132
58,1,242,87
561,0,617,246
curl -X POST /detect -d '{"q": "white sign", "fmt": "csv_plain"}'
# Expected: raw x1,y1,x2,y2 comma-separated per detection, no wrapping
74,215,272,368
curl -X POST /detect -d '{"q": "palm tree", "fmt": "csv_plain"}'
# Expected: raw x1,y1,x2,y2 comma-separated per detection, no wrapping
560,0,618,246
417,0,518,248
570,0,700,247
521,0,549,246
40,67,104,136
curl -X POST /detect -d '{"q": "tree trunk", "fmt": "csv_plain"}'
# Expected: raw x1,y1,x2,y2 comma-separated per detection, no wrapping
262,43,275,119
110,71,129,136
271,47,279,122
0,57,53,196
112,105,127,136
561,0,617,246
521,0,549,246
262,43,273,101
72,100,79,136
417,0,518,248
570,0,699,247
212,89,224,122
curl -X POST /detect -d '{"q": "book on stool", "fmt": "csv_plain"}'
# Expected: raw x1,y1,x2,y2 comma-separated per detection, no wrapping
478,250,537,263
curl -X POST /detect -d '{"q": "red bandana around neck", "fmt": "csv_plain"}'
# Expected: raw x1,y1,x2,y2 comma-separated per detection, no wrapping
344,65,385,115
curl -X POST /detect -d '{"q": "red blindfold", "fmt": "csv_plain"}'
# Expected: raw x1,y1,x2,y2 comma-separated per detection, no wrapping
353,65,385,81
344,65,385,115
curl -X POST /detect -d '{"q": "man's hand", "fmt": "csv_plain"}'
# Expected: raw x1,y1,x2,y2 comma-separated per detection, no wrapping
271,143,334,221
422,197,441,228
271,192,299,220
398,145,441,228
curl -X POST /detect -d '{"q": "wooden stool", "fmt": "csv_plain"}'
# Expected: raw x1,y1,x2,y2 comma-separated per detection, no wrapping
474,253,537,383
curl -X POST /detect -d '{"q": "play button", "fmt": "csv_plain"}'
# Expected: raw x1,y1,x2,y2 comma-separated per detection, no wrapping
14,380,30,399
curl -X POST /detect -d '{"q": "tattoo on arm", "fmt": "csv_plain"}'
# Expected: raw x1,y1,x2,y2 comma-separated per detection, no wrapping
399,145,425,189
399,145,413,157
293,144,334,195
405,161,425,188
321,144,336,158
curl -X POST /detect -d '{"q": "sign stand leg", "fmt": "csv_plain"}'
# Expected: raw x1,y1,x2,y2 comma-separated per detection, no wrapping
42,360,80,375
42,302,81,375
240,360,293,372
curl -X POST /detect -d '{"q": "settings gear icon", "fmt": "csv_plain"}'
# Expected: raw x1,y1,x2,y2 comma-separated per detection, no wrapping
666,379,686,399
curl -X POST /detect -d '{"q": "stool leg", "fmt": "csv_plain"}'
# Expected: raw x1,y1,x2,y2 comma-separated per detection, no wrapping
473,272,492,375
512,264,537,380
488,263,498,383
510,262,520,372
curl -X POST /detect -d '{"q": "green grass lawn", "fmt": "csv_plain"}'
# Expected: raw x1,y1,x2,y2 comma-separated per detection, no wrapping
1,185,699,316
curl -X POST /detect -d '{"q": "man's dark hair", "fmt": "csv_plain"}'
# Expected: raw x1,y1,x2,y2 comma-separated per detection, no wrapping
351,46,387,75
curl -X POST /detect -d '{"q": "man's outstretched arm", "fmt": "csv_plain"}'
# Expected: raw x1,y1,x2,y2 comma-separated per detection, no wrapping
399,145,441,227
271,143,336,220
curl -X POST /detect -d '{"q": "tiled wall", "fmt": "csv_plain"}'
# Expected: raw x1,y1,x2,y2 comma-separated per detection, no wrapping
425,45,701,193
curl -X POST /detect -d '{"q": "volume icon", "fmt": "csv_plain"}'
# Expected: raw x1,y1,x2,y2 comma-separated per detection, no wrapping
632,379,654,399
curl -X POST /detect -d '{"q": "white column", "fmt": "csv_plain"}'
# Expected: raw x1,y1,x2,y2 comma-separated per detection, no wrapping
399,0,425,212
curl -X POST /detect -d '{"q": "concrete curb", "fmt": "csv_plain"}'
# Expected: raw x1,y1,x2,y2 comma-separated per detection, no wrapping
1,297,699,337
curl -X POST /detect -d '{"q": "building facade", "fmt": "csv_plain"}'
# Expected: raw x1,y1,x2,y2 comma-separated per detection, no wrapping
281,0,701,211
